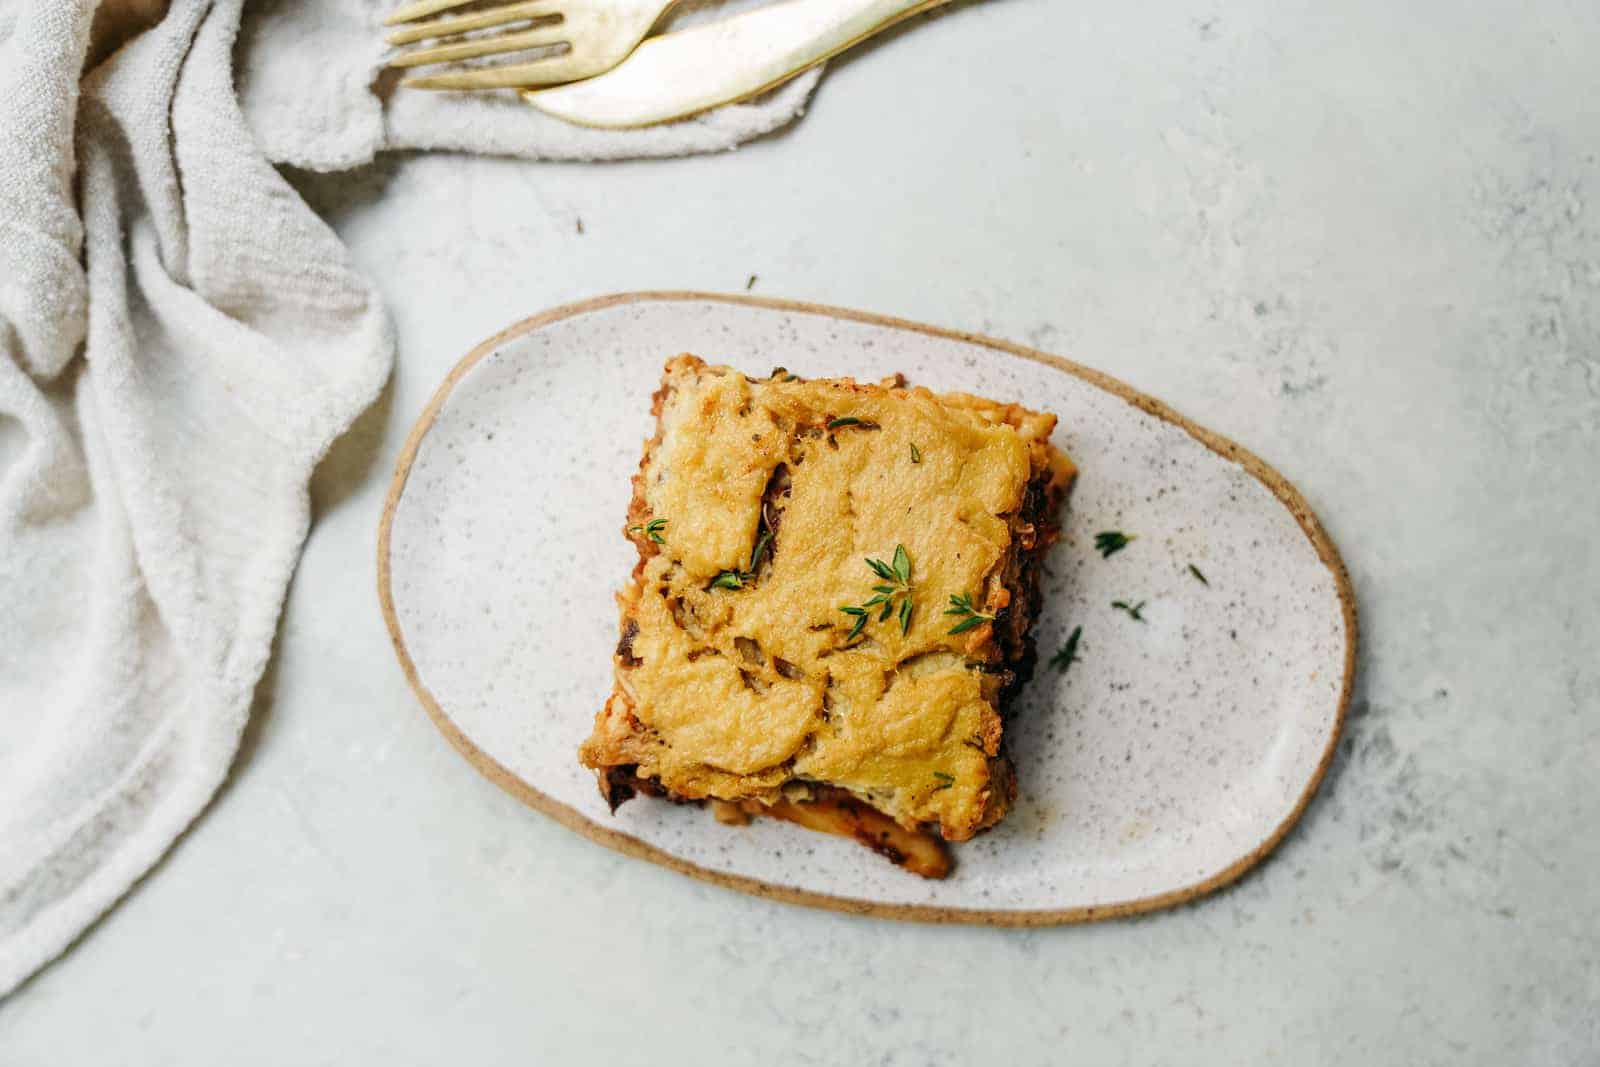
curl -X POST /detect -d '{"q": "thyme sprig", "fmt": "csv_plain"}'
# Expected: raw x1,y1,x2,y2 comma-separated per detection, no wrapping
840,544,914,638
944,591,995,635
711,528,773,590
628,517,667,544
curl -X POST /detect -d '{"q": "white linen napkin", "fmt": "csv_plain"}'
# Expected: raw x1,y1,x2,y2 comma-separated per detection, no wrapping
0,0,818,998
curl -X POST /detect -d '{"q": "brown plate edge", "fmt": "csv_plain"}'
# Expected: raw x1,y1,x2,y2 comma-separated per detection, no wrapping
375,290,1359,927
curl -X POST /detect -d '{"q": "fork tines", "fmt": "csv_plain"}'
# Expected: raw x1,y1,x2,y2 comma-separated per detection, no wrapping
386,0,563,65
383,0,667,91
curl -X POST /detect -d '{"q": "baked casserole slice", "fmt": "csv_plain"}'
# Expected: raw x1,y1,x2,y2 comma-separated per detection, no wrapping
580,356,1074,877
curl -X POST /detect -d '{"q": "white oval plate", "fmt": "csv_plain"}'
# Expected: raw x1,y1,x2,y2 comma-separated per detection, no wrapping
379,293,1356,924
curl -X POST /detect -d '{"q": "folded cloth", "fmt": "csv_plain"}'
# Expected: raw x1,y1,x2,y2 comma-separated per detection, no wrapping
238,0,823,170
0,0,393,997
0,0,819,998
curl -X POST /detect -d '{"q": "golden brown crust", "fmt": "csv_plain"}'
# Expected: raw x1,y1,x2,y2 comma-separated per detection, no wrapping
581,356,1072,857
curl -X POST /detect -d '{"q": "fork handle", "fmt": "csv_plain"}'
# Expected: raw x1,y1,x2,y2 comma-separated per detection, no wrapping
524,0,956,129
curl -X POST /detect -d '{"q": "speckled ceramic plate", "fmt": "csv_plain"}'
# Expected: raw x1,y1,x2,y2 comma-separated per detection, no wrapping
379,292,1356,923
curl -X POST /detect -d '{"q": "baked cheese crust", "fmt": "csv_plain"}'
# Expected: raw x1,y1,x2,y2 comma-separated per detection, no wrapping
581,356,1073,844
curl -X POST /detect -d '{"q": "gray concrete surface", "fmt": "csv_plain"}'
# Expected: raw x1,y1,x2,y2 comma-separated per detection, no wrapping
3,0,1597,1062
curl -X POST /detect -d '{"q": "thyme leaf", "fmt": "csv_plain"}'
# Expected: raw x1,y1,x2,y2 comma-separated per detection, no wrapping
1095,530,1134,558
1049,626,1082,673
1111,600,1147,622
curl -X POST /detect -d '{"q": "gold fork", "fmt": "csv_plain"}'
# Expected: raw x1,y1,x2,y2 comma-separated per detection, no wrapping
384,0,681,91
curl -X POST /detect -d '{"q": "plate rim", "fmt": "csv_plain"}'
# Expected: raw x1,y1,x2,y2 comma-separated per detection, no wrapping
376,290,1359,926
